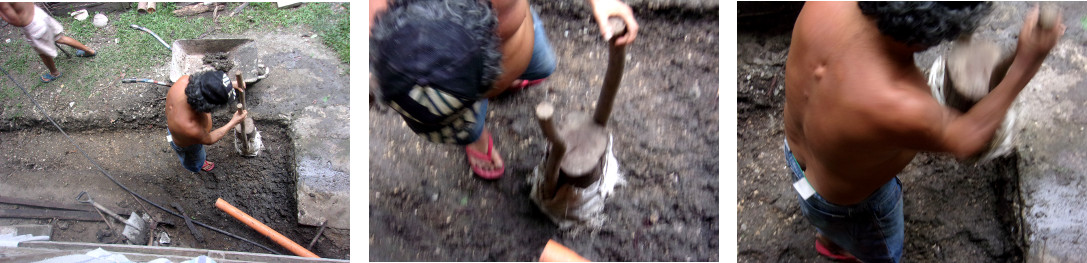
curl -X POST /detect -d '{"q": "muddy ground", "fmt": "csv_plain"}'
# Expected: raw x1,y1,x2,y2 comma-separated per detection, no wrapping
369,2,718,262
736,6,1025,263
0,3,348,260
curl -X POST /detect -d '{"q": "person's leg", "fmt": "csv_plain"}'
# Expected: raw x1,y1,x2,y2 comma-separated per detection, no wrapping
38,53,60,77
510,8,557,89
461,99,503,178
54,35,94,55
803,178,904,263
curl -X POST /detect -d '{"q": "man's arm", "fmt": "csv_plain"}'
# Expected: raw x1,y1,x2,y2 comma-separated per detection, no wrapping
198,109,248,145
896,5,1064,159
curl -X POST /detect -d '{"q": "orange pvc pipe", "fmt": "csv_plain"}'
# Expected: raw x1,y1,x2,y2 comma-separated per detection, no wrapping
539,239,589,262
215,198,319,258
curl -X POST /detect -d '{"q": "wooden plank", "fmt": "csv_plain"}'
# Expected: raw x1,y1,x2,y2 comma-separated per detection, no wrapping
0,196,93,212
0,208,103,221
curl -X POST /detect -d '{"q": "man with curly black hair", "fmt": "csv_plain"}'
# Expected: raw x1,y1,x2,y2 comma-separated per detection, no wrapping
370,0,638,180
165,70,248,173
782,2,1063,261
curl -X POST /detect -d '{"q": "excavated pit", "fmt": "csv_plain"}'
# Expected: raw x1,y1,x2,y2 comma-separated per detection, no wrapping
0,120,349,259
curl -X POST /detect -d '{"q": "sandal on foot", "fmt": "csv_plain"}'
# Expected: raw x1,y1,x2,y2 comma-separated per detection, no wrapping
75,50,96,57
201,161,216,172
815,239,857,262
41,72,62,83
509,78,546,92
465,133,504,179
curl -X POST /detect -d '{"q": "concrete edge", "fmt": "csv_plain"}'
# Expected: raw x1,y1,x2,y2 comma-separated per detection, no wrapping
17,240,348,262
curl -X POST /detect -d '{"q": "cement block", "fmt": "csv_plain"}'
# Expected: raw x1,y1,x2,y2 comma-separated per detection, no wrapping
291,105,350,229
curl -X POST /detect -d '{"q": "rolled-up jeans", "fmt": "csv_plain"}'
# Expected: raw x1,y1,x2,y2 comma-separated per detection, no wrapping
784,138,904,263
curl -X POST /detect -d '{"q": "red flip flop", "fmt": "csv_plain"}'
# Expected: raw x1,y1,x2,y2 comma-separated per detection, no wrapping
201,161,216,172
465,133,504,179
815,239,858,261
509,78,546,92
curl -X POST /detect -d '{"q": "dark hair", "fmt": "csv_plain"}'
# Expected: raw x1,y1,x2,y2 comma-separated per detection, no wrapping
370,0,503,96
185,71,229,113
858,2,992,48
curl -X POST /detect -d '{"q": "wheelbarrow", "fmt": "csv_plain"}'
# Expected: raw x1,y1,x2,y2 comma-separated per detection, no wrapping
168,38,268,85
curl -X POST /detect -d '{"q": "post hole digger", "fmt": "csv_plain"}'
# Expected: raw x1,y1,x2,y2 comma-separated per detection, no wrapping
531,18,629,228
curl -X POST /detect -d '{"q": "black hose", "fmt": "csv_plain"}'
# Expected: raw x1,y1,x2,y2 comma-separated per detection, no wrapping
121,78,172,87
0,65,282,255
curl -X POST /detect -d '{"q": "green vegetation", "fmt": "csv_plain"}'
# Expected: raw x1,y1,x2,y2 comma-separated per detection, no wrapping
0,2,350,115
220,3,351,63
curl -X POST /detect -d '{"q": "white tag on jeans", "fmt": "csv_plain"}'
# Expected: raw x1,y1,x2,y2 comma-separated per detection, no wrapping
793,178,816,200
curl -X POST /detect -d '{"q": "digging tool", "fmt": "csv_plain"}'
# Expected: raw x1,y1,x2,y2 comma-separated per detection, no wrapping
171,202,205,244
121,78,172,87
76,192,148,244
532,18,628,225
215,198,319,258
0,208,102,221
233,72,262,156
129,24,170,51
307,220,327,251
937,4,1059,163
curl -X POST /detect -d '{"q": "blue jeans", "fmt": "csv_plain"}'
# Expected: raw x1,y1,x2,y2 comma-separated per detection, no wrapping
518,7,556,80
169,129,207,173
784,138,904,263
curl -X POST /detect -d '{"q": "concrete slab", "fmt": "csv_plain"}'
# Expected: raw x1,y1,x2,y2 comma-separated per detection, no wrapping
912,2,1087,261
291,105,350,229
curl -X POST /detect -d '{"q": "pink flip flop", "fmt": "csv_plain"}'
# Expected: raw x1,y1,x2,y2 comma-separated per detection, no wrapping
815,239,858,261
465,133,504,179
201,161,216,172
509,78,546,92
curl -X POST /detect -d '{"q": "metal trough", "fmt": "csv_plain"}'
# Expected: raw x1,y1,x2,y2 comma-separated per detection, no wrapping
169,39,263,83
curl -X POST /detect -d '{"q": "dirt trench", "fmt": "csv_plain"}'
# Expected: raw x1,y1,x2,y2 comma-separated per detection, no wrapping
0,118,349,259
736,14,1025,263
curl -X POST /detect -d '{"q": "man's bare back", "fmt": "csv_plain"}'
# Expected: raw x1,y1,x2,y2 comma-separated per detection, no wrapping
785,2,1065,205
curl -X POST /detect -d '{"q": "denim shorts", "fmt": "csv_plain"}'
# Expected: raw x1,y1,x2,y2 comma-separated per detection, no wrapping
169,129,207,173
784,138,904,263
518,7,557,81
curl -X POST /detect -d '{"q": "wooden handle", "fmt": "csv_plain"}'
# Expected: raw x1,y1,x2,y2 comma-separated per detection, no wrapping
607,17,627,40
215,198,319,258
536,103,566,199
593,17,628,126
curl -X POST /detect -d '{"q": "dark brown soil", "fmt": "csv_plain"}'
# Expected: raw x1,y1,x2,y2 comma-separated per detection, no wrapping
369,3,718,262
736,16,1024,262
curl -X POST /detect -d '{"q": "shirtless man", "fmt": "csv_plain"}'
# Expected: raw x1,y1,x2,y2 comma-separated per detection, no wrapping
0,2,96,83
784,2,1063,261
370,0,637,179
165,71,247,173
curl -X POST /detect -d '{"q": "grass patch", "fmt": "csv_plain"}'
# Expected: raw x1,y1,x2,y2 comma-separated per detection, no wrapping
0,2,350,119
222,2,351,64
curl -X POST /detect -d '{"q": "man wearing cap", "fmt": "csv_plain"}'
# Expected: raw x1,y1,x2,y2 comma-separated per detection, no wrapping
0,2,97,83
166,70,248,173
370,0,638,179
